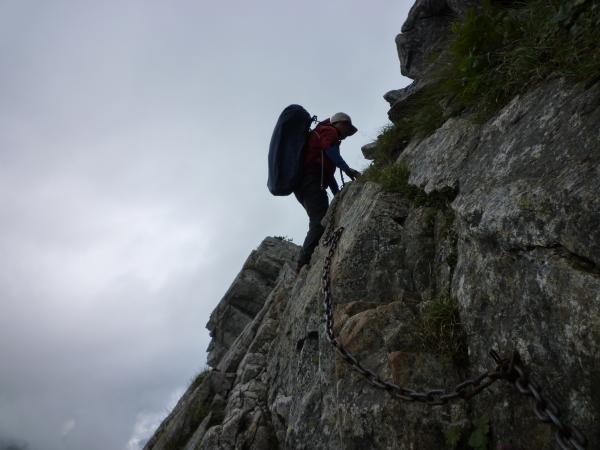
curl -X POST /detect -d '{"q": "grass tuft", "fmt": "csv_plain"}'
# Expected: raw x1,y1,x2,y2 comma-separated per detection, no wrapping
189,366,211,391
418,296,468,367
361,162,456,208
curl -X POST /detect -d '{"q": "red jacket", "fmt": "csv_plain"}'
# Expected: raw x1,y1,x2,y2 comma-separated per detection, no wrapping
303,119,340,183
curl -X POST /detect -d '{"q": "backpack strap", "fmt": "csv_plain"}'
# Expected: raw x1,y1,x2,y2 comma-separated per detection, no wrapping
313,128,327,190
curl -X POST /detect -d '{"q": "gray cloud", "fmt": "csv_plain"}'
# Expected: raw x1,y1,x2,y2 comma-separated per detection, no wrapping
0,439,30,450
0,0,413,448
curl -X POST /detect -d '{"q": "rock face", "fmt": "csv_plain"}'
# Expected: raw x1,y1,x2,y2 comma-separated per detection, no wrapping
144,3,600,449
143,237,299,450
145,76,600,449
396,0,454,80
396,76,600,449
206,237,299,368
385,0,478,122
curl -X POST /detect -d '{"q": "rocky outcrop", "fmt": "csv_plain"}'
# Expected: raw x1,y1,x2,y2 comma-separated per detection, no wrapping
206,237,299,368
396,0,454,80
361,142,378,160
143,1,600,448
144,237,298,450
385,0,478,122
145,75,600,449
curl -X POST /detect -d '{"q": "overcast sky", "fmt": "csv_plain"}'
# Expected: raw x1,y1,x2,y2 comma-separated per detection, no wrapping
0,1,413,449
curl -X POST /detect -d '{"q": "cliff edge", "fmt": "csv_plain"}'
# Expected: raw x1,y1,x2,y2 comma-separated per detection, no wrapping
144,1,600,448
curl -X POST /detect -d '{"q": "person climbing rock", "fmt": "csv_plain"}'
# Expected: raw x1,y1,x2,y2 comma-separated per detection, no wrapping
294,112,361,273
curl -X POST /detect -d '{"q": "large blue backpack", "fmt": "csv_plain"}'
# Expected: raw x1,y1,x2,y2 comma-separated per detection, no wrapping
267,104,317,196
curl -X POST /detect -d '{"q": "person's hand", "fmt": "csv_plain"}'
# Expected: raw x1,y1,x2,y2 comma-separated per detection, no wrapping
346,168,361,180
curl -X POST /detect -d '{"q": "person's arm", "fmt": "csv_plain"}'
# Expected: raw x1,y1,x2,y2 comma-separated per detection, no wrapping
324,143,351,172
325,144,361,180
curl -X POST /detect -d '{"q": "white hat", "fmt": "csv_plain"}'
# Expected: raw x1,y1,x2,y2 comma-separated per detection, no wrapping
330,112,358,135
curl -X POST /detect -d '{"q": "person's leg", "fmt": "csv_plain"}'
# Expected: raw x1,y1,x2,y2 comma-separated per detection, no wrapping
296,176,329,268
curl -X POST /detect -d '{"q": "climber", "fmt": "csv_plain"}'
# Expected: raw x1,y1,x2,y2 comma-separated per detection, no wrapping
294,112,361,273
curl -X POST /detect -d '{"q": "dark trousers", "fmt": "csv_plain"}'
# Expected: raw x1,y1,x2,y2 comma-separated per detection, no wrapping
293,174,329,266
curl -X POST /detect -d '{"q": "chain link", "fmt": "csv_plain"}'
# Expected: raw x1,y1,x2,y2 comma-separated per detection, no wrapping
503,353,588,450
321,225,588,449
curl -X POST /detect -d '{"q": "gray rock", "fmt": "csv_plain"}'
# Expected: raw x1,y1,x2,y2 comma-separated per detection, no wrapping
401,0,451,33
384,78,431,123
144,238,297,450
386,0,478,120
146,76,600,450
398,77,600,448
396,12,451,79
206,237,299,368
183,413,212,450
143,370,221,450
399,77,600,264
394,0,476,79
361,142,377,160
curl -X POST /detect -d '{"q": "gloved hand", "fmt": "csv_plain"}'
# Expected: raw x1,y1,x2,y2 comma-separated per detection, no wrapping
345,168,361,180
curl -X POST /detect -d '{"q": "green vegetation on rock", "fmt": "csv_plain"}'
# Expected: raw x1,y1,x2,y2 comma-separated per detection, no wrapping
441,0,600,120
467,416,492,450
361,162,456,209
189,366,211,391
364,0,600,179
445,416,492,450
361,162,414,195
418,296,468,367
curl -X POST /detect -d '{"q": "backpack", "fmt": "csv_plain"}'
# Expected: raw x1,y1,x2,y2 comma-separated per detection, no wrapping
267,104,317,196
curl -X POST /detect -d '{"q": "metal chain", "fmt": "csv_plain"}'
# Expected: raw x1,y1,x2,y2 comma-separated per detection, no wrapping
321,226,588,449
502,352,588,450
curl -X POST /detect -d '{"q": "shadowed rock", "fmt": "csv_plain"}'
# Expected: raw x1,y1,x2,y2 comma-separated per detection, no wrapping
385,0,478,122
